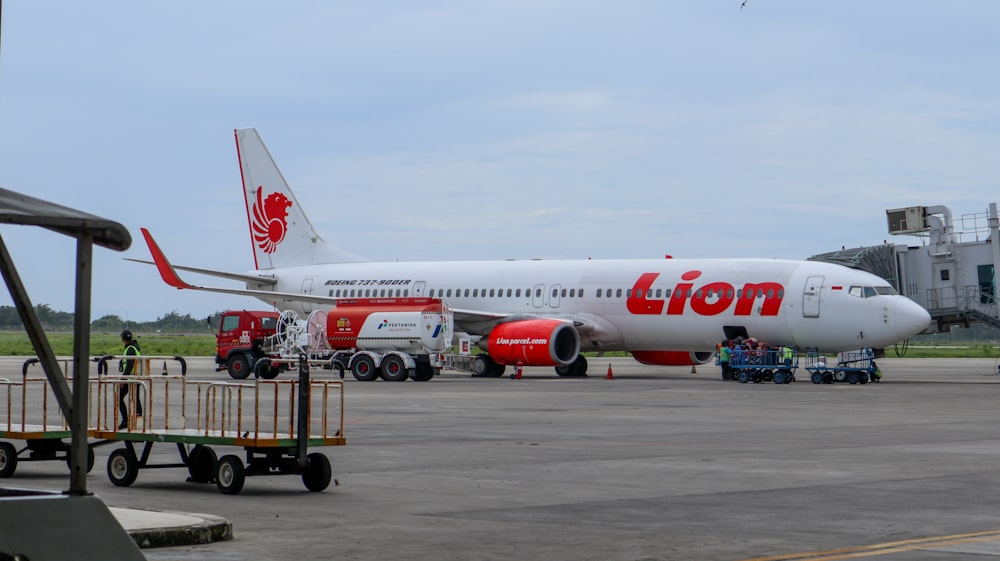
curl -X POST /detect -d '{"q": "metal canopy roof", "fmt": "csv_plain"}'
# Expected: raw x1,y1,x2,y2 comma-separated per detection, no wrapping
0,186,131,496
0,186,131,250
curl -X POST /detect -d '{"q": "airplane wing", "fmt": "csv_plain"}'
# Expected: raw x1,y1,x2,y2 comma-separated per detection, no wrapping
140,228,338,306
124,257,277,286
141,227,598,335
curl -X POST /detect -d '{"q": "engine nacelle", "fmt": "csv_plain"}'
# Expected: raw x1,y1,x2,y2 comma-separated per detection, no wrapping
486,319,581,366
631,350,715,366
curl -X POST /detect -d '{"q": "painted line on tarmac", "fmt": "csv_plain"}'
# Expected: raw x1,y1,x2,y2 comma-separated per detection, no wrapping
739,529,1000,561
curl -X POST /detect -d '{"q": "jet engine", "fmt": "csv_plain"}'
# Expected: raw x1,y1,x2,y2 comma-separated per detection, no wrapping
631,350,715,366
486,319,581,366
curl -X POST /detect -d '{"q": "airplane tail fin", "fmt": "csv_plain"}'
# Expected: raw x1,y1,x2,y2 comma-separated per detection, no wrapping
234,128,368,270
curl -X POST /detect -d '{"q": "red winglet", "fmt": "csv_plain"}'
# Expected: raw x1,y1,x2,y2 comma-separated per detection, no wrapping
140,228,195,290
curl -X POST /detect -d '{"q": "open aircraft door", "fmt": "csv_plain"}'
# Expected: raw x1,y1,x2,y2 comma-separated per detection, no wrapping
803,275,824,318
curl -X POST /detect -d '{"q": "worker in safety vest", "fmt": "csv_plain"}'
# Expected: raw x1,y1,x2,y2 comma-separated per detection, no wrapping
781,346,794,368
118,330,143,429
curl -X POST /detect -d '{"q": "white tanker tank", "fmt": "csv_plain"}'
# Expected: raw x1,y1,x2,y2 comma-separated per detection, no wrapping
327,297,453,355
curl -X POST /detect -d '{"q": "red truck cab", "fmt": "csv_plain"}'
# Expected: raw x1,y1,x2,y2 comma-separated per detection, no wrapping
215,310,280,379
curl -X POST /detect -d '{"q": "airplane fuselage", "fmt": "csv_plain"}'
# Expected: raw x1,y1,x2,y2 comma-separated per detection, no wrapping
248,257,928,353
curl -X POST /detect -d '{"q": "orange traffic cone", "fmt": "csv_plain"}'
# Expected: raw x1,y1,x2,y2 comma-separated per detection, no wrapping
606,363,614,380
690,365,697,374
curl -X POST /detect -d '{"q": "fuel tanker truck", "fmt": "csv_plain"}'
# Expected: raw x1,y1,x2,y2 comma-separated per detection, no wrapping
214,298,453,382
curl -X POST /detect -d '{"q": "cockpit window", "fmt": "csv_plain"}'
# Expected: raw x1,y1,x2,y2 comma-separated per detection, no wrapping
849,285,897,298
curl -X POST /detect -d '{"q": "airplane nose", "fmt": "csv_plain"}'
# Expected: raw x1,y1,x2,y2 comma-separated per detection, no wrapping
894,297,931,340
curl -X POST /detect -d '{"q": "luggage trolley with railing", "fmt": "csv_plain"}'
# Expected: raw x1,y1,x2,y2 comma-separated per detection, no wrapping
92,358,345,494
720,347,799,384
804,349,880,385
0,355,189,478
0,373,97,477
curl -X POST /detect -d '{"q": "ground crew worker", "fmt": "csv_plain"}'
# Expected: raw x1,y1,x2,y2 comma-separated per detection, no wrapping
118,330,143,429
782,346,794,368
718,340,731,380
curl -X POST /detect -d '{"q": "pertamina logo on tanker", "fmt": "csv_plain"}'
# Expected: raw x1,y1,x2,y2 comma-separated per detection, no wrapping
377,319,417,332
251,188,292,254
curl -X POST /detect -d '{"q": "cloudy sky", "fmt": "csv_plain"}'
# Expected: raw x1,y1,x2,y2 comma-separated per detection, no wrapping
1,1,998,323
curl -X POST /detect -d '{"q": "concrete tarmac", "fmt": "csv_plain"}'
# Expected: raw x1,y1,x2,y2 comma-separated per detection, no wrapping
8,356,1000,560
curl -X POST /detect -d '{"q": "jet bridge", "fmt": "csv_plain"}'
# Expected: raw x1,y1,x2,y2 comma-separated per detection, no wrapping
810,203,1000,334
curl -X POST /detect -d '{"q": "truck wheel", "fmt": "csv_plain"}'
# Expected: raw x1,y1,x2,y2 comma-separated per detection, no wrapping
352,355,379,382
227,354,251,380
380,355,408,382
410,364,435,381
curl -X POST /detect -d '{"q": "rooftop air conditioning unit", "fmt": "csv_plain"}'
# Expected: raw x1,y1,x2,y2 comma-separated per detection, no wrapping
886,206,928,235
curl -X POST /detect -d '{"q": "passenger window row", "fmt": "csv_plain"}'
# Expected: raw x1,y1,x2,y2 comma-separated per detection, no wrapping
327,286,788,300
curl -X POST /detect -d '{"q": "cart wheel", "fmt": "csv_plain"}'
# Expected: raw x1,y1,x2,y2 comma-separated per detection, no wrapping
107,448,139,487
187,445,218,483
0,442,18,478
737,371,749,384
302,452,332,492
859,372,869,384
810,371,823,384
847,372,859,385
834,370,847,382
216,455,245,495
64,446,96,474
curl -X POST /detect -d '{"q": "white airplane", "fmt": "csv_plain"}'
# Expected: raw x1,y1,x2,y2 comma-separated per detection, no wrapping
139,128,931,377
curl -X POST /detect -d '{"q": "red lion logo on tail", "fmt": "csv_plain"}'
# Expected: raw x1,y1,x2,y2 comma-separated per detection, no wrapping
251,188,292,254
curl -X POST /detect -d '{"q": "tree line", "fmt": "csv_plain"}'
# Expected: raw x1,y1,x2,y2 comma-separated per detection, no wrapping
0,304,218,334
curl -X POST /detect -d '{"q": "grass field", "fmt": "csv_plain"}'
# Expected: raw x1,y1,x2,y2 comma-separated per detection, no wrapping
0,332,217,357
1,331,998,360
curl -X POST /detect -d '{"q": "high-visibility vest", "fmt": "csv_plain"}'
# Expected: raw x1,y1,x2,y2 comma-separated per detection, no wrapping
121,343,140,375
